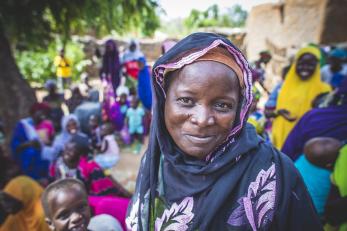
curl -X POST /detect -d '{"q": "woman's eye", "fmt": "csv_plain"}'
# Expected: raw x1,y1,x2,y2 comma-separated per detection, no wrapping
177,97,193,105
214,102,233,111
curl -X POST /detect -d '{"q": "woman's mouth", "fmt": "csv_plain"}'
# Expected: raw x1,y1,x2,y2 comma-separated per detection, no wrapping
184,134,215,144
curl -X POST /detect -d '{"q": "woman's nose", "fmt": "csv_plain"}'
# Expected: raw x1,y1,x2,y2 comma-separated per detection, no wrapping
190,106,215,127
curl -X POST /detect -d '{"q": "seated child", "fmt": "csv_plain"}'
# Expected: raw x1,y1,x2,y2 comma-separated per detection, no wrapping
94,123,120,170
50,134,131,197
41,178,91,231
88,115,101,151
125,97,145,153
295,137,341,217
42,179,123,231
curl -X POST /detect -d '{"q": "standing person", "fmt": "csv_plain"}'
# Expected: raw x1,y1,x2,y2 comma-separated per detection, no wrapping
272,46,331,149
121,40,144,64
100,40,121,92
54,48,72,91
125,97,145,153
43,80,65,132
137,57,152,111
126,33,322,230
65,86,85,113
321,48,347,87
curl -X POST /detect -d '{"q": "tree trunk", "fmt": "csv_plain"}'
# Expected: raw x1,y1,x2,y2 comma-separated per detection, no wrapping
0,29,37,150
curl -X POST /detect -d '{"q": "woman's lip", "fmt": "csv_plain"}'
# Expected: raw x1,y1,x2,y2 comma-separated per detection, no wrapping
184,134,215,144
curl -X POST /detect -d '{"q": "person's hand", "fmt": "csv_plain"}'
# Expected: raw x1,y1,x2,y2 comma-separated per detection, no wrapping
277,109,297,122
264,108,277,118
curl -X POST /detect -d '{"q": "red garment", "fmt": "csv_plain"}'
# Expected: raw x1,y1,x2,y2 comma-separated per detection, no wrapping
124,61,139,79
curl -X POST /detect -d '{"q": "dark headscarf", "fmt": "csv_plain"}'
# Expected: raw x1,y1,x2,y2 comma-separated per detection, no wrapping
127,33,321,231
101,39,121,91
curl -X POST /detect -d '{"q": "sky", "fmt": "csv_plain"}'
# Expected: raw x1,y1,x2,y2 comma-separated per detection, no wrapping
159,0,279,19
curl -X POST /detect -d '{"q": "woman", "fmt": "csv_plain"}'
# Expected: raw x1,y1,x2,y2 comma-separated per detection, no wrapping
11,103,54,180
52,114,86,157
0,148,49,231
272,46,331,149
282,78,347,160
126,33,321,230
100,40,121,92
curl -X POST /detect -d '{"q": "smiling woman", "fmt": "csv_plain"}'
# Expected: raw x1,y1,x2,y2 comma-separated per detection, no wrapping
126,33,322,231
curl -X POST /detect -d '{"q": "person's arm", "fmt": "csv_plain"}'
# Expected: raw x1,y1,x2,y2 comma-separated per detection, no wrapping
99,139,108,153
324,184,347,225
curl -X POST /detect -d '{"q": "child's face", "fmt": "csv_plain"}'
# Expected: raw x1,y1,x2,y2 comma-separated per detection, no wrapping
63,143,80,169
66,120,78,134
130,99,138,109
46,187,91,231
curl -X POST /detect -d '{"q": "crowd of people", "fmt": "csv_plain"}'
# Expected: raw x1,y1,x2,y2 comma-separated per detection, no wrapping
1,32,347,231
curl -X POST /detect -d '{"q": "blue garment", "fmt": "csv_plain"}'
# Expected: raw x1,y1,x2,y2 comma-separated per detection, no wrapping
126,107,145,134
137,57,152,110
265,82,282,109
331,72,346,89
11,120,49,179
295,155,331,216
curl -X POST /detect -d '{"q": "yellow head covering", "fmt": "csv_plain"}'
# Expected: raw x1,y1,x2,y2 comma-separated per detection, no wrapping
0,176,50,231
272,46,331,149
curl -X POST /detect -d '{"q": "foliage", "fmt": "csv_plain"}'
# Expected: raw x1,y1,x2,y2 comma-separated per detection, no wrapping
184,4,248,29
15,39,87,85
0,0,160,50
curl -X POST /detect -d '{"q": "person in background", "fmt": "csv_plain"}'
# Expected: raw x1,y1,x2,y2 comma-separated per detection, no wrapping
74,91,102,134
325,144,347,230
1,147,49,231
272,46,331,149
248,87,268,140
43,80,65,132
50,135,131,197
11,103,53,180
125,97,145,153
52,114,86,158
321,48,347,86
121,40,144,64
88,114,101,152
100,40,121,92
54,48,72,91
295,137,341,218
282,78,347,161
161,39,177,54
65,86,85,113
94,123,120,170
137,57,152,111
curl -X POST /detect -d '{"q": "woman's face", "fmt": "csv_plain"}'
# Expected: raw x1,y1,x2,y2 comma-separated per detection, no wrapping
164,61,240,159
295,53,318,80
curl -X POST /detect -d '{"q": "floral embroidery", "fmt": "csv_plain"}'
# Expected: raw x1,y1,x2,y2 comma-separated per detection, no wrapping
126,197,140,231
228,164,276,231
155,197,194,231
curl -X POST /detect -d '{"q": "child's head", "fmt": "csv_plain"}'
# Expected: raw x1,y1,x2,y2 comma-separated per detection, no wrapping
304,137,342,169
88,115,99,130
130,97,139,109
100,123,114,138
63,135,90,168
119,93,127,104
42,178,91,231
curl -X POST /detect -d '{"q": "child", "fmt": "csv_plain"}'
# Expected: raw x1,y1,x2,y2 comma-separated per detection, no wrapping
50,135,131,197
94,123,120,170
295,137,342,217
125,97,145,153
41,179,91,231
88,115,101,152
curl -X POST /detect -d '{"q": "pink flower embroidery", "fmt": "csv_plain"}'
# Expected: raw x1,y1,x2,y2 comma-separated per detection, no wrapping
228,164,276,231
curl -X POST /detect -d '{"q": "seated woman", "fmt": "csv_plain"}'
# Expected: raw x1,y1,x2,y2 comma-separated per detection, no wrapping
295,137,341,217
11,103,54,180
126,33,322,230
52,114,86,158
50,134,131,198
0,148,49,231
272,46,331,149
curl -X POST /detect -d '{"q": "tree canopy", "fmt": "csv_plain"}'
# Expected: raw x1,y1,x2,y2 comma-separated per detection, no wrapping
0,0,161,49
184,4,248,29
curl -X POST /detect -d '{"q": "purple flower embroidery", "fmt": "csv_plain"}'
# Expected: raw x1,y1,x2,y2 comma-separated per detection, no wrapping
228,164,276,231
